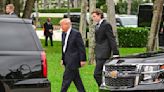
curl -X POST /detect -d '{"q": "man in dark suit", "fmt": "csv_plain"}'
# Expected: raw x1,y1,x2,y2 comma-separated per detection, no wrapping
43,18,53,46
60,18,86,92
5,4,17,16
91,9,119,87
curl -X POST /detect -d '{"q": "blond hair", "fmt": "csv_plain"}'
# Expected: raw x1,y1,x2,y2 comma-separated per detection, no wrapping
60,18,71,25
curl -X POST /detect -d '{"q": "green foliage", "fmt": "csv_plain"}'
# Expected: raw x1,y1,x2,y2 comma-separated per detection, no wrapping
96,0,106,8
115,0,148,14
39,17,62,27
101,4,107,13
115,0,127,14
118,27,149,47
38,8,81,13
131,0,145,14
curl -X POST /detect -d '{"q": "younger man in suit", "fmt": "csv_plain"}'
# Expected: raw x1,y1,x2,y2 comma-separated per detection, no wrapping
60,18,86,92
91,9,119,87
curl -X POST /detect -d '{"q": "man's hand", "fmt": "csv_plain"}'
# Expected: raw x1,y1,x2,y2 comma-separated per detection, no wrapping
61,60,64,66
112,55,120,59
80,61,86,67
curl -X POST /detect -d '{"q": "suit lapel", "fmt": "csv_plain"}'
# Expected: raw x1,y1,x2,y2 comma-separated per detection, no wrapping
95,20,105,33
99,20,105,30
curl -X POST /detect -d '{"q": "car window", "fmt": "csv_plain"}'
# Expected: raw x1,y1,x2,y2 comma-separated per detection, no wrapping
119,17,138,27
0,22,38,51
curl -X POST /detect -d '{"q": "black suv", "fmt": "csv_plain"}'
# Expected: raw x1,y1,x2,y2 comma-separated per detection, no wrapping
0,15,50,92
100,51,164,92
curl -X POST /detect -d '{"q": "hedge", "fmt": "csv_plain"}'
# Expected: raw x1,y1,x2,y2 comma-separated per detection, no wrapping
38,8,81,13
39,17,62,27
117,27,149,47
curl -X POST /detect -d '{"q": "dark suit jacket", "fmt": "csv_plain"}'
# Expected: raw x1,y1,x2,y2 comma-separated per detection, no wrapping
95,20,119,59
43,22,53,36
62,29,86,70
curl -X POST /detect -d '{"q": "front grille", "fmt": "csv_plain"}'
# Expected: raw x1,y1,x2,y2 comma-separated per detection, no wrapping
105,77,135,87
104,65,137,87
105,65,136,71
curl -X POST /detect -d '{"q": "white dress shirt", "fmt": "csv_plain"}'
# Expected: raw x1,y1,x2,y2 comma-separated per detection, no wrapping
97,19,104,27
63,27,72,53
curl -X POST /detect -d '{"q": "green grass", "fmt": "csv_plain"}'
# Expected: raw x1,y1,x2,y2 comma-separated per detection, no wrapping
40,40,146,92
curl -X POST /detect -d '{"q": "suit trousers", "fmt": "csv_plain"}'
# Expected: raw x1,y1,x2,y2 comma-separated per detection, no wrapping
45,35,53,46
60,68,85,92
94,58,107,87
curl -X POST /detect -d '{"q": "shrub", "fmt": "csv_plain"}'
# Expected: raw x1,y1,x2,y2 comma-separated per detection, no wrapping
117,27,149,47
39,17,62,27
38,8,81,13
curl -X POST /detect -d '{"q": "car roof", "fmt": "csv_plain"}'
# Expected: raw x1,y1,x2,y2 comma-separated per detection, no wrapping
0,15,32,24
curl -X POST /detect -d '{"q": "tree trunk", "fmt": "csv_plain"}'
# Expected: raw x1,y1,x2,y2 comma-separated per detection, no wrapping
79,0,87,45
88,0,96,64
57,0,61,8
127,0,132,15
147,0,164,52
43,0,48,9
23,0,26,9
77,0,81,8
22,0,36,18
67,0,70,18
106,0,119,53
70,0,74,8
74,0,78,8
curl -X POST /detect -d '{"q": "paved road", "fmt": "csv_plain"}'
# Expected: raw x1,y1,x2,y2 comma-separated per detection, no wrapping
36,30,62,41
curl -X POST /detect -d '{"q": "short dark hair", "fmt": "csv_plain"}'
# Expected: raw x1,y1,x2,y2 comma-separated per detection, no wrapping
91,8,104,19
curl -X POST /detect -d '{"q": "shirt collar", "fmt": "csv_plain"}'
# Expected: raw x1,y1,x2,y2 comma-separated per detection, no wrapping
9,11,14,15
98,19,104,25
47,22,50,24
65,27,71,35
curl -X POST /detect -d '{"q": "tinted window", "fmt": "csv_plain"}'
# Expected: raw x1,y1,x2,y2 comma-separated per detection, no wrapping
138,4,164,27
0,22,38,51
120,17,137,26
138,5,153,27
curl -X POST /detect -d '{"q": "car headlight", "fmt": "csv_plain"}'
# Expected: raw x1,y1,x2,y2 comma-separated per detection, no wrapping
140,65,161,84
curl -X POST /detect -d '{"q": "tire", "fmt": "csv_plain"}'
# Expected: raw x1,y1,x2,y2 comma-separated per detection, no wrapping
0,82,5,92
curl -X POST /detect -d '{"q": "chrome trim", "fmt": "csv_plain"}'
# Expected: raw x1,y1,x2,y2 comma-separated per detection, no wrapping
141,69,164,74
140,80,162,85
102,66,106,86
135,65,142,86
